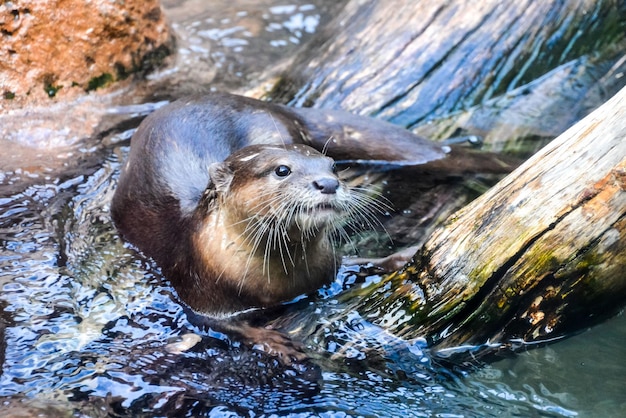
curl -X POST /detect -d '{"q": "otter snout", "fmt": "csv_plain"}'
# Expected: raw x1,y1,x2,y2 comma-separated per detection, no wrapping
313,177,340,194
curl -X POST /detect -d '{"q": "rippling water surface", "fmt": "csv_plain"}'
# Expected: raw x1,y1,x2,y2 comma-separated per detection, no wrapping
1,1,625,417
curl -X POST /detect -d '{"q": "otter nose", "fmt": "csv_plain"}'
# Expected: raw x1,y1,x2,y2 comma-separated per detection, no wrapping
313,177,339,194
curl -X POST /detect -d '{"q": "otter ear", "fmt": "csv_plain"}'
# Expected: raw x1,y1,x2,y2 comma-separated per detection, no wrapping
209,162,234,193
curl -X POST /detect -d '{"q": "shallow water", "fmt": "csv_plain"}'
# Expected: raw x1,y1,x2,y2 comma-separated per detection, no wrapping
1,1,625,417
1,141,625,416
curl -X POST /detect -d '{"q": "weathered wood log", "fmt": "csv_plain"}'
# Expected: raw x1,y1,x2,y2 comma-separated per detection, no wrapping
257,0,626,262
352,86,626,358
250,1,626,362
267,0,626,155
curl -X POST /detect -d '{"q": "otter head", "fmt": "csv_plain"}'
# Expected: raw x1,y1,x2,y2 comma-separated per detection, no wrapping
208,144,350,241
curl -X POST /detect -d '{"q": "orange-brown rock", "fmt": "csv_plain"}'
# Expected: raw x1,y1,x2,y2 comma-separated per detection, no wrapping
0,0,172,109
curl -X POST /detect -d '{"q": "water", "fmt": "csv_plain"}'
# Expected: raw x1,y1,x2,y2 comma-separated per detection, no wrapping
1,1,625,416
152,0,345,94
2,152,624,415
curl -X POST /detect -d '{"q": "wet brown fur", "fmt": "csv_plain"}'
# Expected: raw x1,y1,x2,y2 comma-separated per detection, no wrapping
111,92,444,317
185,144,347,314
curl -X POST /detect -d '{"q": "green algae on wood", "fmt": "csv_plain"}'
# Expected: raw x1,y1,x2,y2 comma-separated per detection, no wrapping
348,87,626,360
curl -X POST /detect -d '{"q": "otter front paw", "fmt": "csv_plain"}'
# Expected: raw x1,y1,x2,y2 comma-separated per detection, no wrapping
243,326,308,366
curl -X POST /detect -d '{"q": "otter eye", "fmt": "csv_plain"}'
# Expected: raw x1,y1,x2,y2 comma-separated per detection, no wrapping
274,165,291,177
332,163,337,174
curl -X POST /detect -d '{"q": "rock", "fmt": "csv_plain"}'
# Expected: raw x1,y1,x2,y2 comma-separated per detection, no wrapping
0,0,172,110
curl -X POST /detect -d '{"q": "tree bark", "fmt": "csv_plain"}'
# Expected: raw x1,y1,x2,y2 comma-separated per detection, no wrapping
354,86,626,358
267,0,626,155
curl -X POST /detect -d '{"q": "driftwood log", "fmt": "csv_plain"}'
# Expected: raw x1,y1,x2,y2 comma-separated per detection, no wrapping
268,0,626,155
253,0,626,360
349,86,626,359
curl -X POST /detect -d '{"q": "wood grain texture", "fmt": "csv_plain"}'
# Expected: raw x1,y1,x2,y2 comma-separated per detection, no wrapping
356,87,626,356
268,0,625,153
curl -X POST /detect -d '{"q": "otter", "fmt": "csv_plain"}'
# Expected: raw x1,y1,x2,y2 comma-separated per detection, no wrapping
111,92,447,359
112,93,446,312
180,142,371,315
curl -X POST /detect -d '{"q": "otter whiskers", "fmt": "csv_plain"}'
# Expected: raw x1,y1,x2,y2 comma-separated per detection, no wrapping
222,181,388,295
